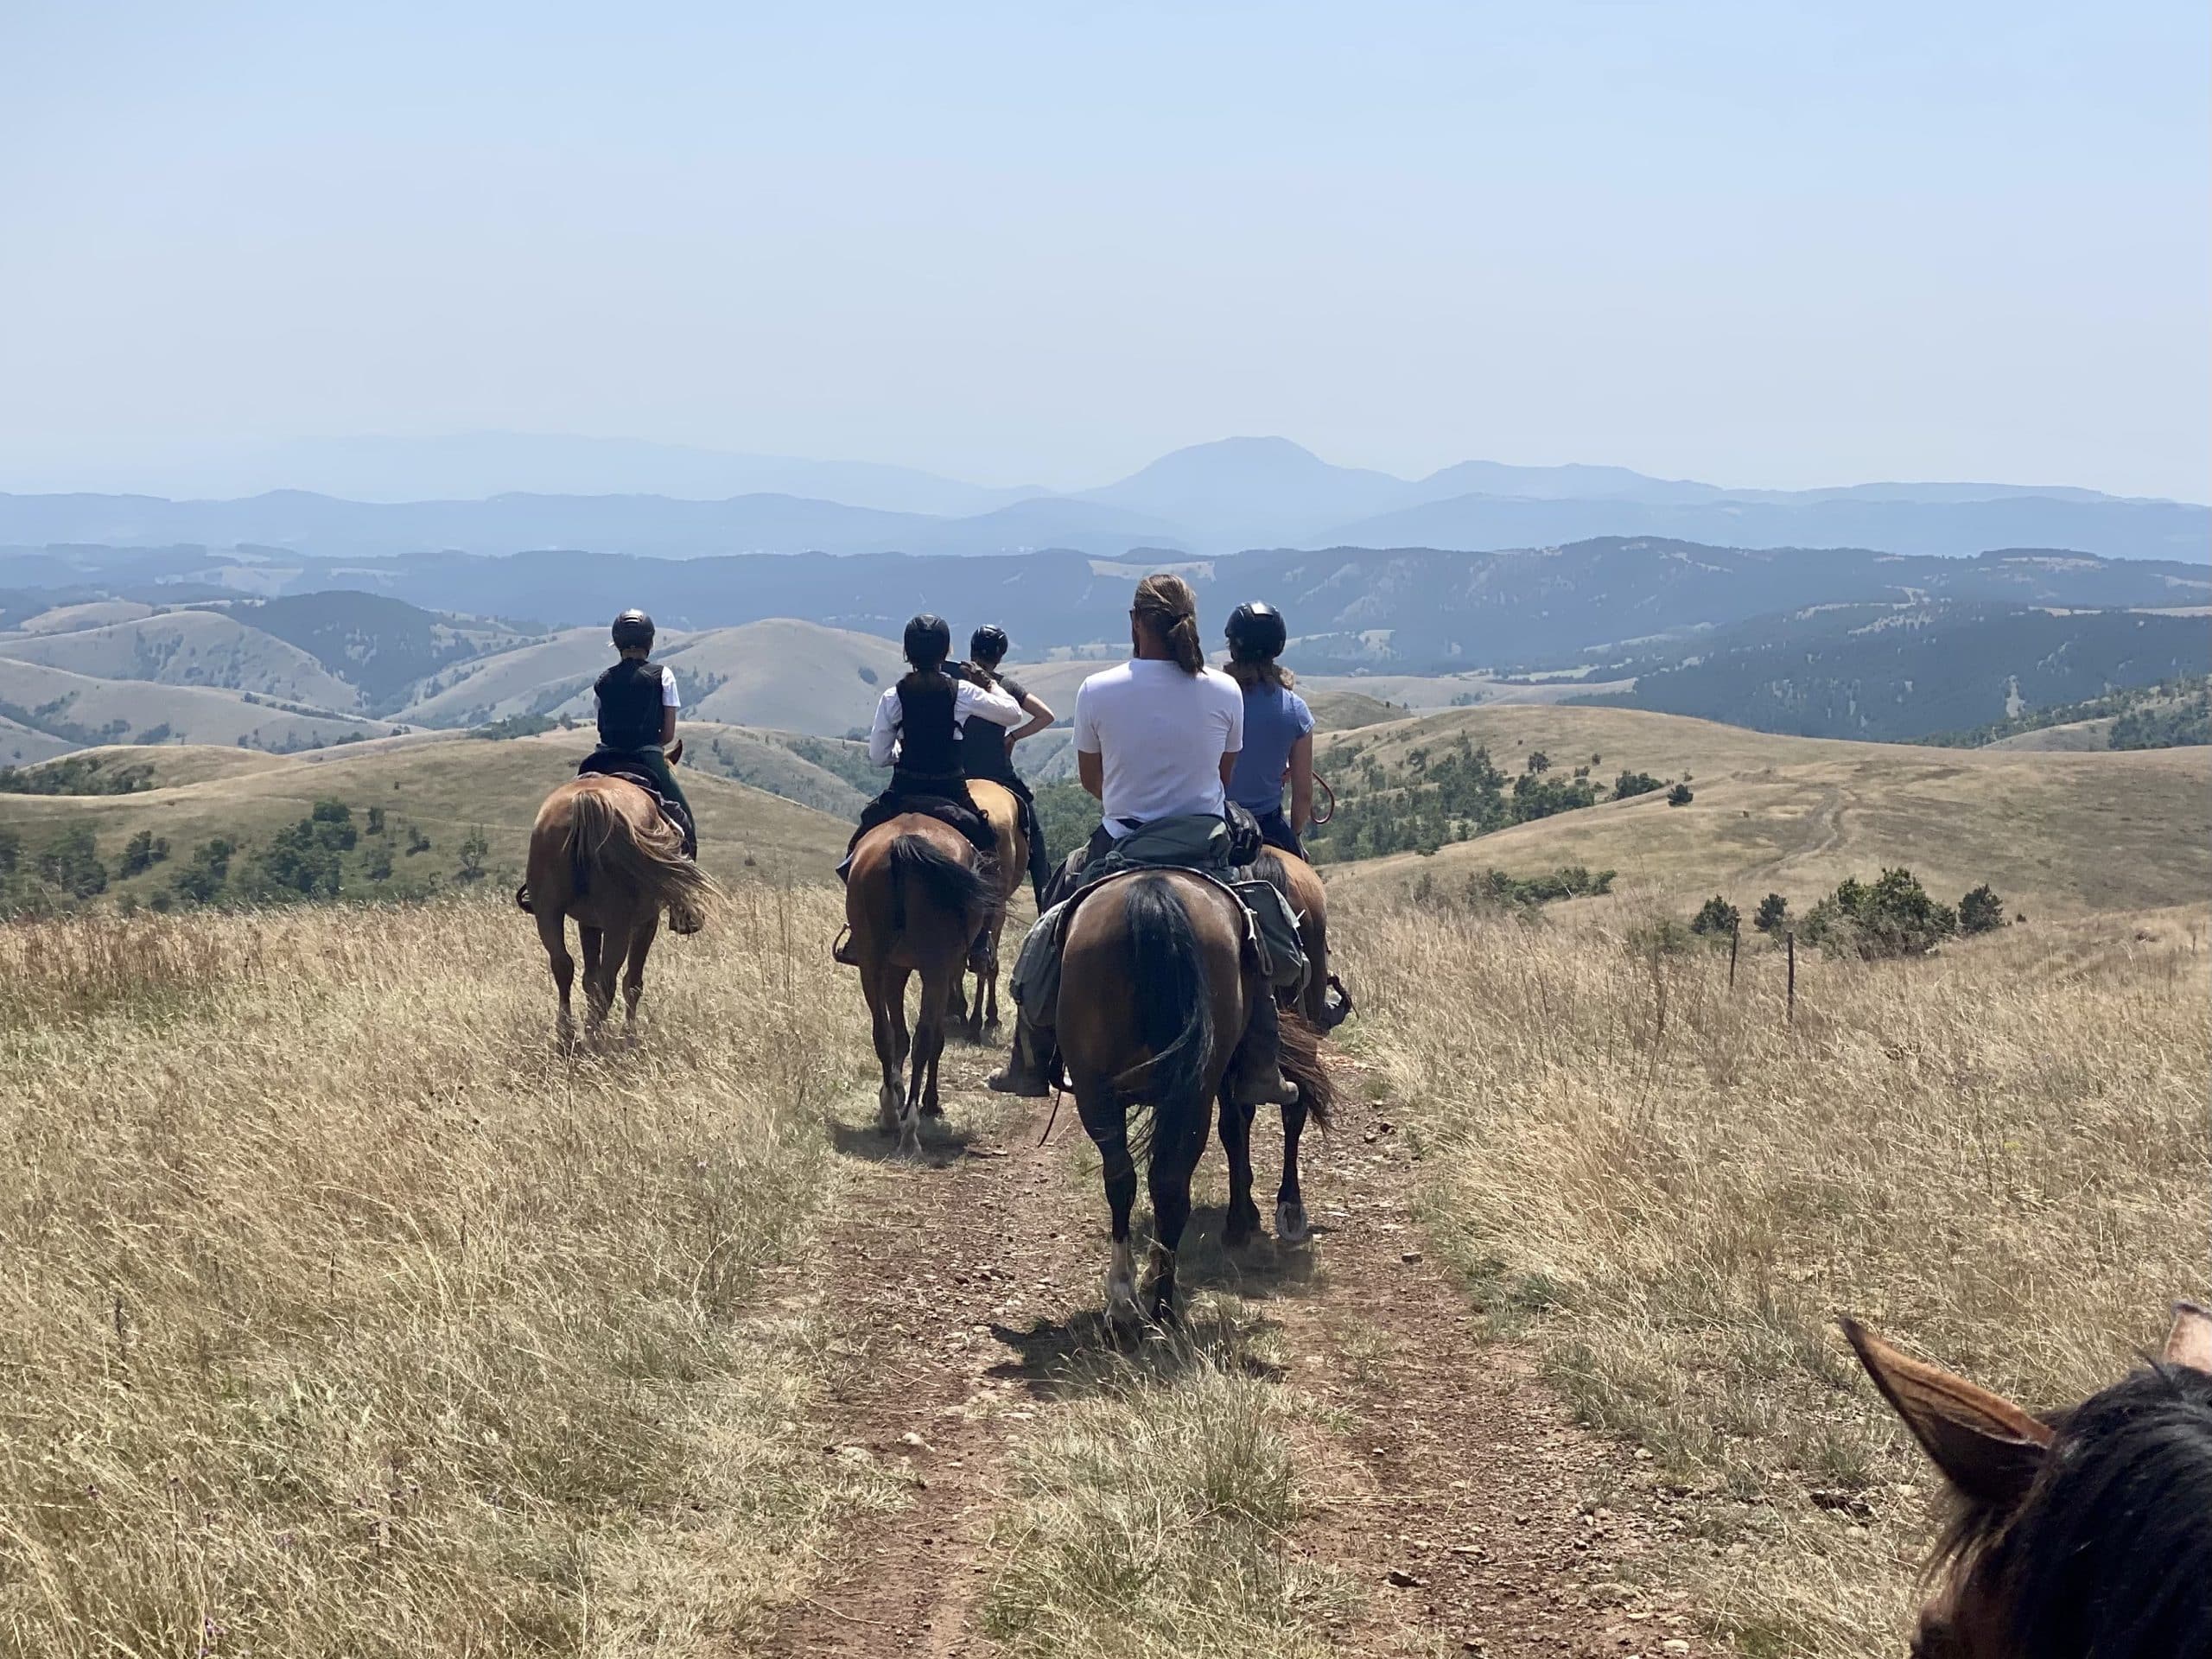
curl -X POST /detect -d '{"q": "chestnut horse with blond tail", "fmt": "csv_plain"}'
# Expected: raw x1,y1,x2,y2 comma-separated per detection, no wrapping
846,814,1003,1154
951,779,1027,1042
1057,868,1333,1325
520,769,719,1041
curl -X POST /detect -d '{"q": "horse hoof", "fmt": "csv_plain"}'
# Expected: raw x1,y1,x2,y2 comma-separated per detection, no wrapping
920,1099,944,1118
1275,1201,1311,1245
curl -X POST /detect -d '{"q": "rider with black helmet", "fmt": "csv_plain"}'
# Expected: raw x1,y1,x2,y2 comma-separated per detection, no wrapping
835,615,1023,928
1223,601,1314,858
957,625,1057,906
588,608,696,857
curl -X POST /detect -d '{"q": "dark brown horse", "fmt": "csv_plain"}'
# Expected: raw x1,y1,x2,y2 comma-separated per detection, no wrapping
1252,846,1352,1033
1056,869,1332,1324
952,779,1027,1042
521,772,719,1042
846,814,1002,1154
1844,1303,2212,1659
1241,847,1351,1243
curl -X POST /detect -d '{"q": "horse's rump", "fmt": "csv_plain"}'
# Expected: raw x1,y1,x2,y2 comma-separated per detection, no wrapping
529,776,719,925
849,815,1001,950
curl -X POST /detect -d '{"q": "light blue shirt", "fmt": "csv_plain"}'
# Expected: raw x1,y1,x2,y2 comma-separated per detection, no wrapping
1228,683,1313,813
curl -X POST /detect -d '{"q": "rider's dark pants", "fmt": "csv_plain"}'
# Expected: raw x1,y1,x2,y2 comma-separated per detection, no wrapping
841,768,998,877
1251,807,1306,861
586,743,696,857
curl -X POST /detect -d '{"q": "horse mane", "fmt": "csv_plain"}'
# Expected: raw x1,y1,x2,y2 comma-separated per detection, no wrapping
1950,1361,2212,1659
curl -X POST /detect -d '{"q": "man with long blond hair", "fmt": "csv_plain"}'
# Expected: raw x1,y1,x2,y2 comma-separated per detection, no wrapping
987,572,1297,1107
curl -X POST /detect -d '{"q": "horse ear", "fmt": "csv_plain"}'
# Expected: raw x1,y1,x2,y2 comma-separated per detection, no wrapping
1841,1319,2052,1507
2164,1301,2212,1376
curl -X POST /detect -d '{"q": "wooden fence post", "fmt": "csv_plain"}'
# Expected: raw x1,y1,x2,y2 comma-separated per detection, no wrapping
1728,917,1740,989
1786,931,1796,1025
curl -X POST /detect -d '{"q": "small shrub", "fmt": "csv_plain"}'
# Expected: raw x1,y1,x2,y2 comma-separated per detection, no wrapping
1752,893,1789,934
1802,868,1958,959
1958,884,2008,937
1690,895,1739,937
1666,783,1694,807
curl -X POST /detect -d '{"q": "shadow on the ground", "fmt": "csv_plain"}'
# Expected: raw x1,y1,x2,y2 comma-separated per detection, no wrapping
1175,1201,1325,1300
824,1112,980,1166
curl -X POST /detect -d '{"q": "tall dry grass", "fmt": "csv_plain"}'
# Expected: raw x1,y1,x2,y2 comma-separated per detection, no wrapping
1340,897,2209,1656
0,887,876,1657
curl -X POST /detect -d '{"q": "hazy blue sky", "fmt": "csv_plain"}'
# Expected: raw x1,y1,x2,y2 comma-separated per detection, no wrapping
3,2,2205,499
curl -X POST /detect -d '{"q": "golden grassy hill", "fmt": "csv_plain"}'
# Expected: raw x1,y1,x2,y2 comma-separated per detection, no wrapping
0,715,74,768
0,658,395,751
395,626,611,726
653,620,905,736
1316,702,2210,915
0,730,850,895
16,599,160,634
0,611,365,712
401,620,905,739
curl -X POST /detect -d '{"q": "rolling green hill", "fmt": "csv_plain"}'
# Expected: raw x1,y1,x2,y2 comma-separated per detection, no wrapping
0,657,396,752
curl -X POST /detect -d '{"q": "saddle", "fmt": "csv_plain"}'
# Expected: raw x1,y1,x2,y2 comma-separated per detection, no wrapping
576,751,696,857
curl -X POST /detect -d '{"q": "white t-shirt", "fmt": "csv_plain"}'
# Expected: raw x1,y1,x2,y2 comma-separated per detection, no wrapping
660,671,680,709
867,677,1022,767
1072,659,1244,838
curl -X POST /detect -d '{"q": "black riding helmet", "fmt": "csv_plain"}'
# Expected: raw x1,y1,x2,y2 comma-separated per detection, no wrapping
969,624,1009,664
903,613,953,669
611,608,656,650
1225,601,1287,660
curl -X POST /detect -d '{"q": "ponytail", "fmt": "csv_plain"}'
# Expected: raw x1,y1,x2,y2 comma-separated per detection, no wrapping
1133,573,1206,677
1166,615,1204,674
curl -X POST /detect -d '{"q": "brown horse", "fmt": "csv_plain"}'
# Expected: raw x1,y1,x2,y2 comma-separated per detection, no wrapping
520,773,719,1042
1056,869,1333,1324
1844,1303,2212,1659
1252,847,1352,1032
846,814,1003,1154
951,779,1027,1042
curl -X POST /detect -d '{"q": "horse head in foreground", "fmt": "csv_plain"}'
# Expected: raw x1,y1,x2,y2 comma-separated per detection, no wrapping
1844,1303,2212,1659
845,814,1003,1154
522,762,720,1042
1057,868,1333,1325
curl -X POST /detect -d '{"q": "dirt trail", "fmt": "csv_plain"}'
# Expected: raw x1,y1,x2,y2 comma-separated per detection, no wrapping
764,1043,1701,1659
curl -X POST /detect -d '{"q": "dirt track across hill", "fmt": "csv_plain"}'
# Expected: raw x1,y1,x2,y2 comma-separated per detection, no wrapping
761,1042,1704,1659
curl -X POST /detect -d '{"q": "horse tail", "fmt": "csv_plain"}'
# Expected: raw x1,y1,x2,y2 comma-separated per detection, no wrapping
1116,872,1214,1113
886,833,1000,934
574,785,722,926
1277,1009,1335,1130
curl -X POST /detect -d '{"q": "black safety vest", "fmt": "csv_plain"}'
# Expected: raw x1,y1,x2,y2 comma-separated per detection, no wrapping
594,659,665,750
893,671,960,777
957,668,1024,785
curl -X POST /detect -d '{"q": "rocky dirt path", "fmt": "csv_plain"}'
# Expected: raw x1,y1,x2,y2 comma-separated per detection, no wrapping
761,1041,1703,1659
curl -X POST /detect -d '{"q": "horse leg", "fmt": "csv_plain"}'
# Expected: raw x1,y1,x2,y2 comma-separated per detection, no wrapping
1077,1081,1141,1326
537,911,576,1046
1276,1094,1312,1243
621,915,658,1039
1143,1096,1211,1325
903,967,950,1151
1217,1089,1262,1248
886,967,915,1144
579,925,613,1034
862,960,903,1137
980,913,1005,1036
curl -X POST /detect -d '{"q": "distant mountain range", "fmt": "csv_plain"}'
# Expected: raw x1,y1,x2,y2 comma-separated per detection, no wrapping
4,537,2204,677
3,435,2203,561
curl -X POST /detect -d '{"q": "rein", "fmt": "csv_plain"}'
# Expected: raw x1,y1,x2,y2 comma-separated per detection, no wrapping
1311,772,1337,825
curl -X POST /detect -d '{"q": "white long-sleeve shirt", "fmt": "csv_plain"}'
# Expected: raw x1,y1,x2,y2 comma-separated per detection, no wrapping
868,677,1023,768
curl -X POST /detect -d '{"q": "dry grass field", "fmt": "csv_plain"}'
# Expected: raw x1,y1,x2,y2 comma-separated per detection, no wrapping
0,887,894,1657
1338,895,2209,1655
1318,703,2212,914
